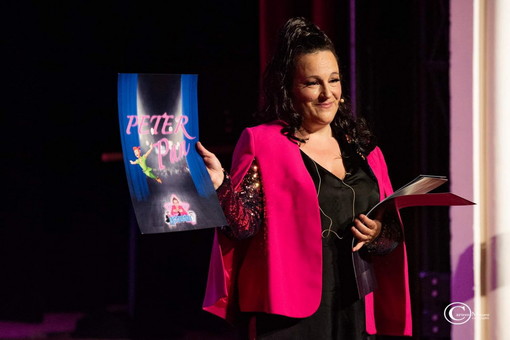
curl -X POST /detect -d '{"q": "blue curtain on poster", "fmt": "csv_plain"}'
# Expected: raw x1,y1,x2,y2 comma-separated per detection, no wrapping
181,74,216,197
118,73,150,201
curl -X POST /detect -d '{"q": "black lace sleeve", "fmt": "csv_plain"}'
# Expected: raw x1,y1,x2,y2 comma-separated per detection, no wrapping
216,160,264,240
365,208,403,255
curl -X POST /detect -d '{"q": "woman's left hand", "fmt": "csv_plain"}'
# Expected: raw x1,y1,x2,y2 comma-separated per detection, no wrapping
351,214,382,252
196,141,224,189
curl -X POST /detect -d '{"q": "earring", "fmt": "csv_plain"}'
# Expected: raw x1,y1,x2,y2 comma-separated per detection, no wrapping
340,98,345,103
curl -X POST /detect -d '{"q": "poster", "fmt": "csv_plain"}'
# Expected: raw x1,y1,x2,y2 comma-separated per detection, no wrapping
117,73,227,234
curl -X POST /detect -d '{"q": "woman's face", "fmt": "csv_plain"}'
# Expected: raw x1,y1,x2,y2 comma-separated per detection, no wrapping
291,50,342,130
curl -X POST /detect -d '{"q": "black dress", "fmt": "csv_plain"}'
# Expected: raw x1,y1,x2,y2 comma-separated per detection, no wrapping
255,151,380,340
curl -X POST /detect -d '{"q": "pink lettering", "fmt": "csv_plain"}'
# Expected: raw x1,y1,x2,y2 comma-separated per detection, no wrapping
168,140,191,163
174,115,196,140
161,113,175,134
125,113,196,139
125,115,139,135
150,115,164,135
138,115,151,135
155,138,169,170
154,137,190,169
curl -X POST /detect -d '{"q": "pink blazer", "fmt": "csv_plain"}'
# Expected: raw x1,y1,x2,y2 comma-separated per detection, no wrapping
203,121,412,336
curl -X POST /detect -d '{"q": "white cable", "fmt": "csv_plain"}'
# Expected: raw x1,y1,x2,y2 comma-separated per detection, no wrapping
311,159,356,239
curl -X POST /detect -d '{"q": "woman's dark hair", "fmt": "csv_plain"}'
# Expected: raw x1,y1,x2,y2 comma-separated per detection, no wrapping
259,16,376,156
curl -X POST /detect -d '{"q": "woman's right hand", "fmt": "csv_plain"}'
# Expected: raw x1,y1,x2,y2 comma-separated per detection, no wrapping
196,142,225,190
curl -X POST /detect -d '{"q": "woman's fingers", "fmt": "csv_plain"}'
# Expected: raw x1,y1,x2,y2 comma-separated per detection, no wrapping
352,239,365,252
196,142,220,168
196,141,224,189
351,214,382,252
196,141,213,159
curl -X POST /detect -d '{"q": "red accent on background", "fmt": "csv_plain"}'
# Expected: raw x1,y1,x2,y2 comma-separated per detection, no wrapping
101,152,123,162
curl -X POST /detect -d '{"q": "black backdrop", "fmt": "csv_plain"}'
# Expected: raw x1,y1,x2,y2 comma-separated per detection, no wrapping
2,1,450,339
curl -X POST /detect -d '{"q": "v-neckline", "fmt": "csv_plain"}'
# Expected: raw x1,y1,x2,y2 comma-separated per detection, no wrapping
300,150,348,181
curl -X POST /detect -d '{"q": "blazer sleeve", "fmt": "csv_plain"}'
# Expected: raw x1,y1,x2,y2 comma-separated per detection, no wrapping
366,146,413,336
202,127,259,322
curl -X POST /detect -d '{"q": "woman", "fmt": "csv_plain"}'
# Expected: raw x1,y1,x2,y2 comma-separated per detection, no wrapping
197,17,412,339
169,196,189,216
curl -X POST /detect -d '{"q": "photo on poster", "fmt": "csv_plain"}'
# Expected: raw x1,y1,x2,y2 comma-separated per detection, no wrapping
118,73,227,234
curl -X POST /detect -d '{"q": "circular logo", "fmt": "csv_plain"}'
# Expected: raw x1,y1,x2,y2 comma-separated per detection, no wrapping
444,302,472,325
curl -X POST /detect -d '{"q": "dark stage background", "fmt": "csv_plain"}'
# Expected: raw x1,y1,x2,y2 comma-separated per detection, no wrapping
2,1,451,339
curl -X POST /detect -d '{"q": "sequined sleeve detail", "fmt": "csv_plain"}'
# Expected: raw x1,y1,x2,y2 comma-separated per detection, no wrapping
365,209,403,255
216,160,264,240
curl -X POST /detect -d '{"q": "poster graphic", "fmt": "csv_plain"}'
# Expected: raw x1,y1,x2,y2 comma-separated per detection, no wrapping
118,73,227,234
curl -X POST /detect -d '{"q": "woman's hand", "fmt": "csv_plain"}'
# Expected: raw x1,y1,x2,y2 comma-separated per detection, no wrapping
196,142,225,190
351,214,382,252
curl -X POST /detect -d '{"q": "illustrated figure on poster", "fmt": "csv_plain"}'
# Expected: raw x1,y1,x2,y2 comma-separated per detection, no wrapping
170,196,189,216
164,195,197,227
130,144,163,183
